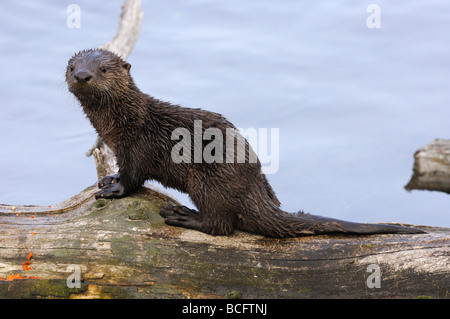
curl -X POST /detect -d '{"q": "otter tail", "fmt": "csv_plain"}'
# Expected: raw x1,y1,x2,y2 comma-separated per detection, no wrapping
291,211,425,235
248,206,426,238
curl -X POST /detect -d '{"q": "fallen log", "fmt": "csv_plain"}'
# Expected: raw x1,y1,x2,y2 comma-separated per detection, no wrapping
0,186,448,299
405,139,450,194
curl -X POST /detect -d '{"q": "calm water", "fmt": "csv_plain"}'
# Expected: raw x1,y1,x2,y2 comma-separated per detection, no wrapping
0,0,449,227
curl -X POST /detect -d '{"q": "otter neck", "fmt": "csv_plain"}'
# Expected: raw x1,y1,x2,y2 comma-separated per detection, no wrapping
78,82,148,151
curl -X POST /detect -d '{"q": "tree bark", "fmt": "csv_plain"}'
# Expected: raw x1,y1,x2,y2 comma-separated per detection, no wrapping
405,139,450,194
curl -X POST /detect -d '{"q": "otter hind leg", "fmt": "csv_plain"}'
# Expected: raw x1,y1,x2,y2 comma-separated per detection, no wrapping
159,205,235,236
160,205,204,232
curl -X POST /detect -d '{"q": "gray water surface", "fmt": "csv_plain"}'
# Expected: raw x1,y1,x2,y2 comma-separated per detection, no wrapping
0,0,449,227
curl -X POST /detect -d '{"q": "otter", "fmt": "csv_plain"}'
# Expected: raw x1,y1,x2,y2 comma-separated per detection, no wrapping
66,49,425,238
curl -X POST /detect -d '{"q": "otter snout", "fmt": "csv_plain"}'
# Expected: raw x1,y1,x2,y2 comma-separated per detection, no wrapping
74,71,93,82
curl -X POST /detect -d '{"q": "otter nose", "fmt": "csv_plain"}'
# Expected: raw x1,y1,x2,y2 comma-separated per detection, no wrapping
74,71,93,82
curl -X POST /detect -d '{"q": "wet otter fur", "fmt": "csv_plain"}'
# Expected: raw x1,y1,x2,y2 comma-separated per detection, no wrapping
66,49,425,238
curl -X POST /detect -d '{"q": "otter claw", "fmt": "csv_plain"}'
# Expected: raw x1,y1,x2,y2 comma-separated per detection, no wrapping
95,181,126,200
98,173,120,188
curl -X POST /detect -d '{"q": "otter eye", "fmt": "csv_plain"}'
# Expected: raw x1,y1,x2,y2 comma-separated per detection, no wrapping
101,67,107,73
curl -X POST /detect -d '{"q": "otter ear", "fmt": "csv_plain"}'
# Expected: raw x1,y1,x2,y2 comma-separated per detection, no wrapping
123,62,131,72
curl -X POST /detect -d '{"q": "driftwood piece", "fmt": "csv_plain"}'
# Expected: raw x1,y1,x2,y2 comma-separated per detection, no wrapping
0,189,448,299
100,0,143,59
405,139,450,194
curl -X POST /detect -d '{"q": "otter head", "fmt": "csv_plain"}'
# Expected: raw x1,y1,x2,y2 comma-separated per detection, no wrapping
66,49,132,103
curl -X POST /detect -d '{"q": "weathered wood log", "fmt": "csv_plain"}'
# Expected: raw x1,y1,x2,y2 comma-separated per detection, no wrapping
0,188,448,299
405,139,450,194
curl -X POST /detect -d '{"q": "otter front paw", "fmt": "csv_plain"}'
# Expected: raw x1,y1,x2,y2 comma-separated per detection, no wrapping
98,173,120,188
95,182,126,199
